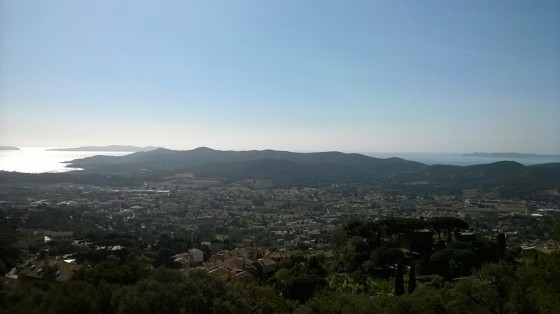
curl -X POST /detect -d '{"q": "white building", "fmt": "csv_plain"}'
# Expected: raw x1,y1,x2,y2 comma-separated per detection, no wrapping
189,248,203,264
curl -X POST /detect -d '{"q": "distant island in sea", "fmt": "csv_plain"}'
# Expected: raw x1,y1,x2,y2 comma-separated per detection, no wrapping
47,145,159,152
0,146,20,150
463,152,560,158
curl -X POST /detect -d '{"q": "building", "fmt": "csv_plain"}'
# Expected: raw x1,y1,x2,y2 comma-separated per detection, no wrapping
45,230,74,244
172,253,192,269
18,250,80,283
13,229,74,249
13,229,45,249
254,258,278,277
189,248,204,264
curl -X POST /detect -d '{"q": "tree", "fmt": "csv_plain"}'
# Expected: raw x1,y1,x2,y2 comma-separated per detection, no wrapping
431,248,477,280
182,269,226,313
114,278,184,314
214,282,288,313
40,281,99,314
394,259,404,296
532,252,560,313
327,273,364,294
454,263,514,314
496,233,506,259
370,246,402,278
428,217,469,242
295,291,380,314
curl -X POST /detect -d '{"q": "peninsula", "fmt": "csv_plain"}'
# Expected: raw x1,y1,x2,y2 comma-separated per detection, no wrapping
0,146,20,150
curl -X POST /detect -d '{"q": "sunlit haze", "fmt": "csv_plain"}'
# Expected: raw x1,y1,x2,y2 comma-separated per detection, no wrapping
1,1,559,153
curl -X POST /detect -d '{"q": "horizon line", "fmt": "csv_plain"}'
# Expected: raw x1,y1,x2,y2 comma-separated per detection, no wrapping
3,145,560,156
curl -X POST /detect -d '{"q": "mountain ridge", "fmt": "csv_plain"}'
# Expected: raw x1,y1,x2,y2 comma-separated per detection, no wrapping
67,147,427,175
1,147,558,197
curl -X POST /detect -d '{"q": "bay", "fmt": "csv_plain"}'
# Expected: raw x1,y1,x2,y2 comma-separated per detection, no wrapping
0,147,131,173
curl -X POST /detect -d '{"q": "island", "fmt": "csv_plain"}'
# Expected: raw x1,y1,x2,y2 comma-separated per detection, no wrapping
47,145,159,152
0,146,20,150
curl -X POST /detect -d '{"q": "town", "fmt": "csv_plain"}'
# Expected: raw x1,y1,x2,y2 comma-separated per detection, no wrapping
2,176,558,286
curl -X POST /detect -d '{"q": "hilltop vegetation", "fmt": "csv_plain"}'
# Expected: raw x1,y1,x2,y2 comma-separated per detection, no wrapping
67,147,426,174
2,218,560,314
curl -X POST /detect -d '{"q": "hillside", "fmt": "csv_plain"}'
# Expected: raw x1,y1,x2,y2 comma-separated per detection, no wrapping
1,147,556,196
67,147,427,175
60,147,560,196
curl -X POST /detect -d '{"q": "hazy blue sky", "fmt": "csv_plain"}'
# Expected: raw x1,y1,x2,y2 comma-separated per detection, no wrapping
1,0,559,153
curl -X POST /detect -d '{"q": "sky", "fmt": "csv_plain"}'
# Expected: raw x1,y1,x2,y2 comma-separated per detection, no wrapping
1,0,559,154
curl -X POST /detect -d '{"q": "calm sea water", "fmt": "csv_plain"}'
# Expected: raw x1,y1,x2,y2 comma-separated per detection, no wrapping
364,152,560,166
1,148,558,174
0,147,131,173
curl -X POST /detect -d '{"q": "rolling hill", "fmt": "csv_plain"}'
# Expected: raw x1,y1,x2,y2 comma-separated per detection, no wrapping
67,147,427,176
2,147,558,197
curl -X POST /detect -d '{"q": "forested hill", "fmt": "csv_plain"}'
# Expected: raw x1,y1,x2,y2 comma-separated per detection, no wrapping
60,147,560,195
2,148,558,197
67,147,427,175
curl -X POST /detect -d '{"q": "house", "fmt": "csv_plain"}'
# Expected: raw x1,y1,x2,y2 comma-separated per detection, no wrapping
45,230,74,244
189,248,204,264
265,251,282,262
172,253,192,269
230,248,250,259
210,250,234,263
13,229,45,249
18,250,80,283
234,270,254,282
13,229,74,249
522,245,558,259
255,258,278,277
208,267,230,281
457,232,477,242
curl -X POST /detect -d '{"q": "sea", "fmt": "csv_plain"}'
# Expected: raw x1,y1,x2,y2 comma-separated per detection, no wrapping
363,152,560,167
0,148,559,174
0,147,131,173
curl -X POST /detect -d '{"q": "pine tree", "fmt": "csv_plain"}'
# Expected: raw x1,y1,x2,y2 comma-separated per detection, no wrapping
497,233,506,259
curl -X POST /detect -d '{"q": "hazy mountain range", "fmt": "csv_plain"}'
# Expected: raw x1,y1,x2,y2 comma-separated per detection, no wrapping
47,145,159,152
62,147,560,195
1,147,559,197
67,147,425,174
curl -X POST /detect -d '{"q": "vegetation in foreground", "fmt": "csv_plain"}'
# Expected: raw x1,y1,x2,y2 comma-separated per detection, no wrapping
2,218,560,314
